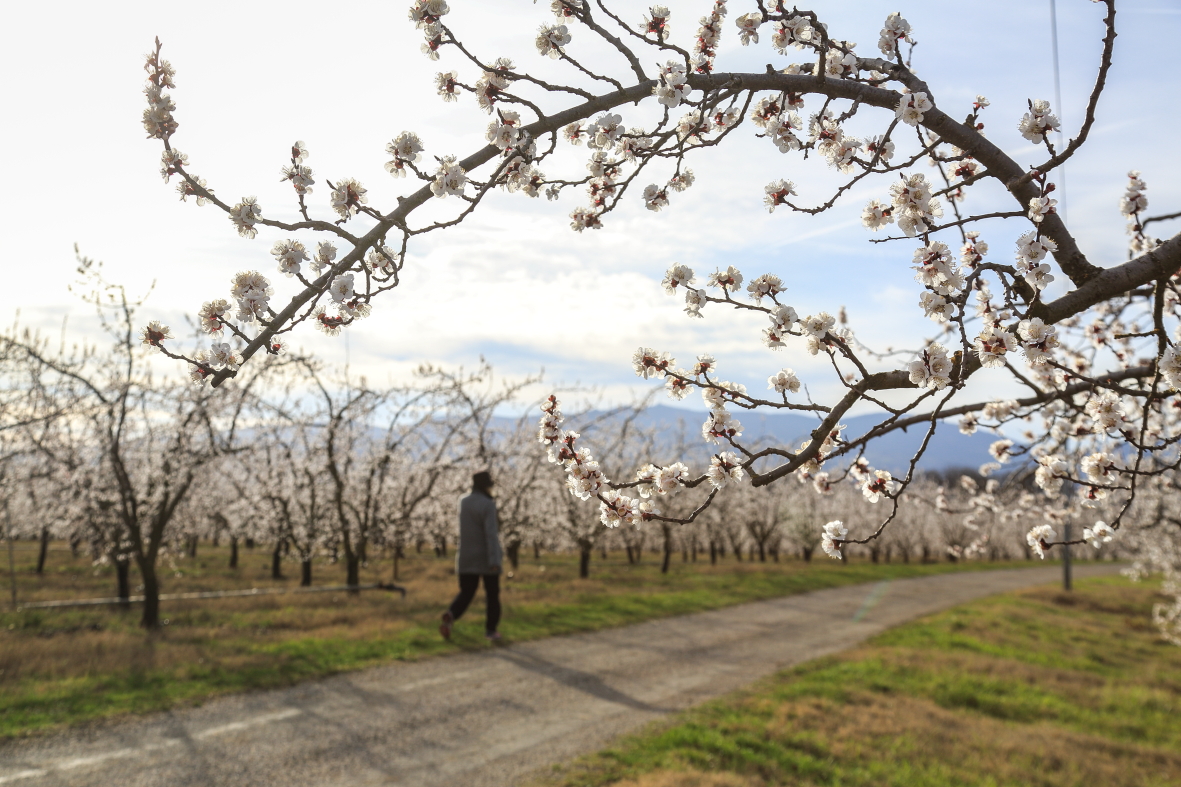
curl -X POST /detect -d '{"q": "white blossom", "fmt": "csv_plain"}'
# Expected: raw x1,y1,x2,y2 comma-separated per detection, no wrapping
821,520,848,559
1017,317,1059,365
385,132,425,177
536,23,571,58
707,452,744,489
632,347,674,379
896,91,933,126
1082,521,1115,549
907,343,953,390
229,197,262,238
1018,99,1060,143
768,368,801,395
1027,524,1056,559
764,179,797,213
271,239,308,278
330,178,367,219
662,264,695,295
431,156,467,198
1085,391,1128,433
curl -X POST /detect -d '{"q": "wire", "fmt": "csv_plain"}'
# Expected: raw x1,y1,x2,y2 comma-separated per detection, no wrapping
1049,0,1068,223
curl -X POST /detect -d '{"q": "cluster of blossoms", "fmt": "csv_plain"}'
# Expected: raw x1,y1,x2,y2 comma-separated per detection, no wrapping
538,396,697,527
330,178,368,220
640,5,672,43
692,2,729,73
654,59,691,109
1026,520,1115,559
431,156,468,199
1018,99,1060,144
142,44,178,140
229,197,262,239
1014,230,1057,291
808,110,864,173
229,271,273,323
864,173,944,236
820,520,847,559
385,132,424,178
535,22,572,58
751,94,805,154
281,141,314,196
907,343,954,390
896,91,933,127
410,0,450,60
771,14,813,54
877,12,914,57
1120,170,1159,255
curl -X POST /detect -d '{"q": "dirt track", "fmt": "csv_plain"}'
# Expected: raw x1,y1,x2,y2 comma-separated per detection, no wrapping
0,563,1119,786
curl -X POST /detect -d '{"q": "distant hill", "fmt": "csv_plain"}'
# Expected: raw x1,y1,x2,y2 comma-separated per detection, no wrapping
595,403,1001,475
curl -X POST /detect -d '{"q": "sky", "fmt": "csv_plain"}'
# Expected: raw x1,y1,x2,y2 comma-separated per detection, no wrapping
2,0,1179,415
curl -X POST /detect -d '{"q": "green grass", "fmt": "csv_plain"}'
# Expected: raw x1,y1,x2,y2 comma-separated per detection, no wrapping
537,575,1181,787
0,541,1073,740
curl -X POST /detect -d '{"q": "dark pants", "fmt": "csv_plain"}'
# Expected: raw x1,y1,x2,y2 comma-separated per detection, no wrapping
448,573,501,634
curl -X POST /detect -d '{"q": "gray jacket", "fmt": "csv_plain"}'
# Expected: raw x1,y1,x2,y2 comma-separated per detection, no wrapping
456,492,503,575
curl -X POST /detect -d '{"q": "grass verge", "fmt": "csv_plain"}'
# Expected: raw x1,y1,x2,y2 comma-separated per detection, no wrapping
0,541,1075,740
535,575,1181,787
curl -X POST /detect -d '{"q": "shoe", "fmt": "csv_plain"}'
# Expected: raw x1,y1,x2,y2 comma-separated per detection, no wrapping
485,631,502,641
439,611,453,640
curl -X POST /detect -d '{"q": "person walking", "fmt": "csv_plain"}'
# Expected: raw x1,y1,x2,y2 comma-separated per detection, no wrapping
440,470,503,641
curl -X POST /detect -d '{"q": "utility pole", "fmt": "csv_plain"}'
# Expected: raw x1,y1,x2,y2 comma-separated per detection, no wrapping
1062,522,1073,592
6,500,17,611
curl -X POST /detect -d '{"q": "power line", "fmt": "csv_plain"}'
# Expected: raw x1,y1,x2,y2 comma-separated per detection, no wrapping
1049,0,1068,223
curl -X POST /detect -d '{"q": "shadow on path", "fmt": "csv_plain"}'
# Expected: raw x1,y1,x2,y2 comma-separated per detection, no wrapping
491,648,669,713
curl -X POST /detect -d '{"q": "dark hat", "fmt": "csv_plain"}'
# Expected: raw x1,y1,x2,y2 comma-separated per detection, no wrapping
472,471,494,488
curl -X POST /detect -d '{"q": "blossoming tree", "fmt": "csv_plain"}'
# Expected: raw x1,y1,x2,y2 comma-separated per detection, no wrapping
139,1,1179,618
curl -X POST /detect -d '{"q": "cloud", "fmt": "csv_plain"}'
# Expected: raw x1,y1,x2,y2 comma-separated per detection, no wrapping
2,0,1177,411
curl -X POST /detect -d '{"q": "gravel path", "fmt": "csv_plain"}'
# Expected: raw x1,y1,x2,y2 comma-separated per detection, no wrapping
0,563,1119,786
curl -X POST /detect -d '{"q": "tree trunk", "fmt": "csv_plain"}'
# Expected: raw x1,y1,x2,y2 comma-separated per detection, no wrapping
346,553,361,592
245,538,255,549
187,536,198,559
139,558,161,629
229,536,239,569
506,541,521,571
579,545,591,578
870,545,880,564
802,546,814,562
300,559,313,587
625,545,634,564
921,546,932,564
902,548,910,563
757,542,766,562
115,560,131,610
661,526,673,574
600,545,607,560
35,528,50,575
709,540,717,565
884,545,892,563
533,541,541,559
271,541,284,580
